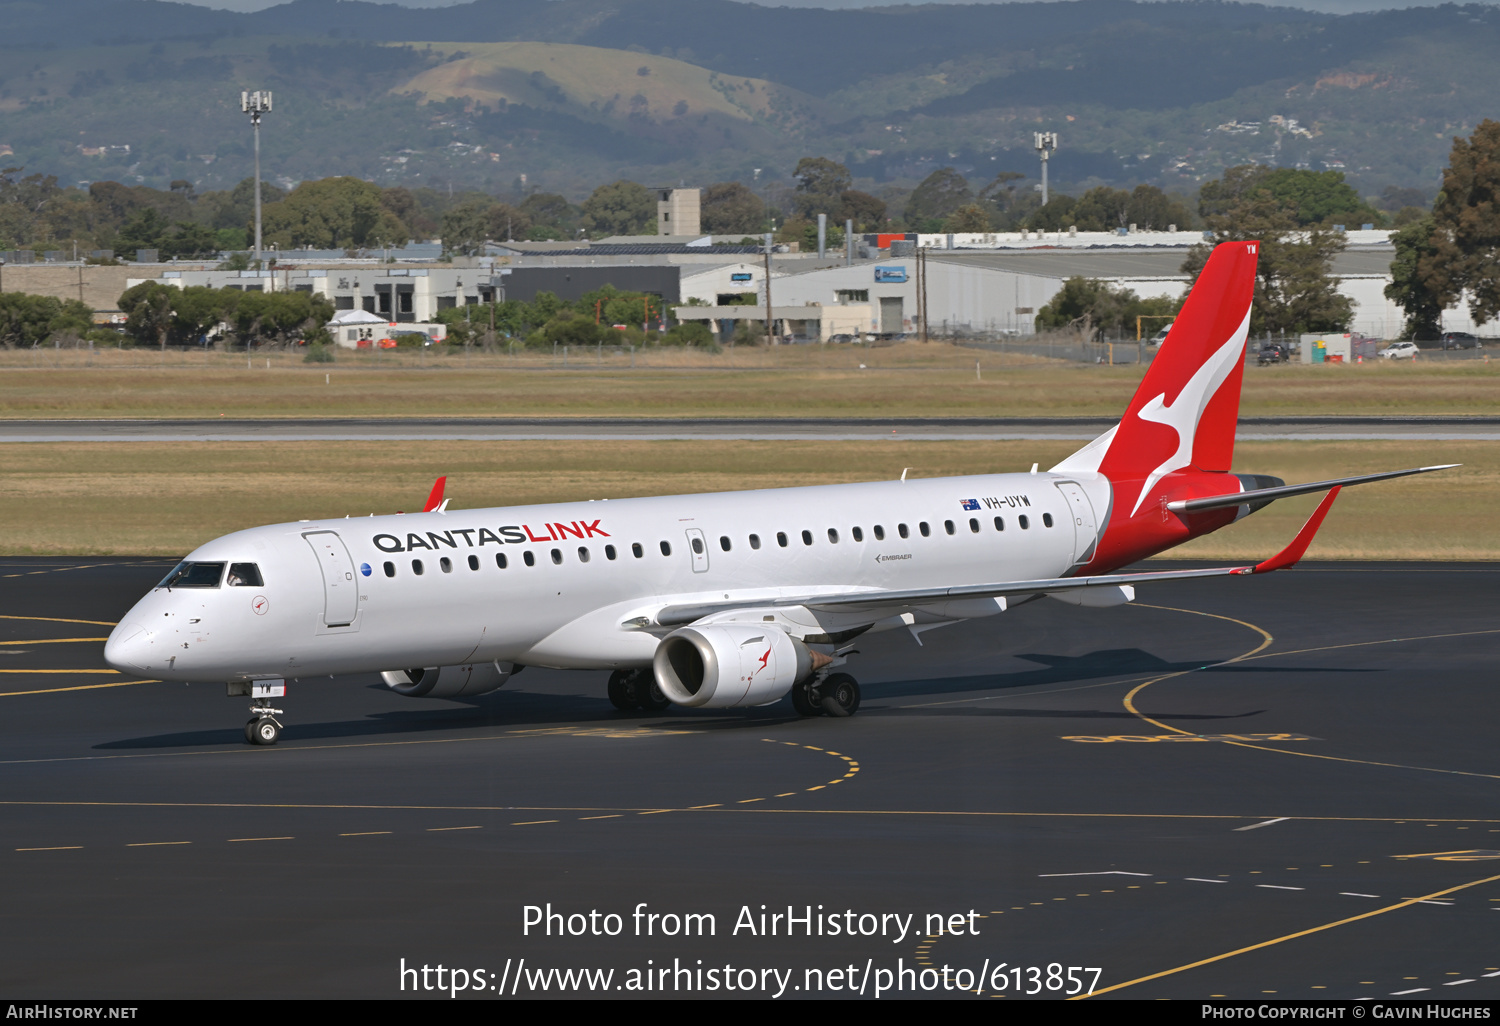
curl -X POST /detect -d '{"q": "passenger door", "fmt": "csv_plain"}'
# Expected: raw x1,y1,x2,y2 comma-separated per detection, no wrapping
303,531,360,627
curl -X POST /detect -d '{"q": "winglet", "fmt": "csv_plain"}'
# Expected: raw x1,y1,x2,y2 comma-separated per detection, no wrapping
421,476,447,514
1244,486,1341,575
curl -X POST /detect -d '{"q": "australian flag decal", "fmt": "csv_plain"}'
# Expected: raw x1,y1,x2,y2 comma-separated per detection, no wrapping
960,498,981,511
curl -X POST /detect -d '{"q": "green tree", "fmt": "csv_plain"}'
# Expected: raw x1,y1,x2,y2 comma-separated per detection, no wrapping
519,193,577,239
1026,194,1078,231
117,282,239,347
117,281,178,347
0,293,91,348
904,168,972,226
1184,174,1351,336
1417,120,1500,327
231,290,334,348
1200,165,1379,228
1035,278,1178,340
945,204,992,233
1385,216,1443,339
580,181,654,237
792,157,854,220
701,182,764,234
441,199,534,254
838,189,886,231
115,207,171,256
260,177,409,250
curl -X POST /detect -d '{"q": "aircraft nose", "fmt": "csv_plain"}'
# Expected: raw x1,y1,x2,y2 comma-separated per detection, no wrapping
104,621,151,673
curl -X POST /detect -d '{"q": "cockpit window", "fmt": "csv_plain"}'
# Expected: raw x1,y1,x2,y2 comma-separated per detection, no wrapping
226,563,263,587
157,561,226,589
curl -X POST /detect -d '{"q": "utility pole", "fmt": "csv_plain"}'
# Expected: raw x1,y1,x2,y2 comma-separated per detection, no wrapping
845,218,854,267
912,244,924,345
1034,132,1057,207
763,231,775,346
241,91,273,269
817,213,826,260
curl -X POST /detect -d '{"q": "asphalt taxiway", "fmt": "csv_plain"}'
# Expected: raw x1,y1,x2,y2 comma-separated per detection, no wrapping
1,559,1497,1000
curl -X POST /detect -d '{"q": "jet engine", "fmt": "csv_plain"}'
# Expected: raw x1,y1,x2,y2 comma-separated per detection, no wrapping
653,624,816,708
381,661,518,698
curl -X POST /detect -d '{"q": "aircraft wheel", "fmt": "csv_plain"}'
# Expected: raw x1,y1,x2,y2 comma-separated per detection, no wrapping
247,717,281,746
819,674,860,718
631,672,671,712
790,680,822,717
607,670,639,712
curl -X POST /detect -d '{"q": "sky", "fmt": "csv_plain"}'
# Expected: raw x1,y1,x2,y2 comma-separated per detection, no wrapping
171,0,1486,16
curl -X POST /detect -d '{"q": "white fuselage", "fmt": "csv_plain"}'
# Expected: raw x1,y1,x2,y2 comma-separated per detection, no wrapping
104,471,1109,683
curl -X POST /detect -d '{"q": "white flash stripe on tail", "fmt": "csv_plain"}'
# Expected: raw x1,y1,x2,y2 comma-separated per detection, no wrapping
1128,306,1252,518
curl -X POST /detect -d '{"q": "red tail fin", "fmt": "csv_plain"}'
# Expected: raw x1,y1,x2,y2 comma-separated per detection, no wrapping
1054,241,1258,571
422,476,447,513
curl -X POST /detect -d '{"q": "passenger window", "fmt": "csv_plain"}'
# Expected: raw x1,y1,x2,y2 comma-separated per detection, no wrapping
827,528,839,543
158,561,226,589
551,548,563,564
383,561,396,577
919,522,930,537
852,526,863,542
660,541,672,556
691,537,704,555
874,525,885,541
799,530,811,546
412,559,424,575
1043,512,1054,528
719,536,731,552
467,554,480,570
523,551,535,566
898,523,909,539
994,517,1005,531
440,557,452,573
226,563,263,587
578,547,590,563
944,520,955,535
1019,515,1030,530
749,534,761,550
777,532,788,548
605,545,617,560
632,543,644,558
969,518,980,534
496,553,508,569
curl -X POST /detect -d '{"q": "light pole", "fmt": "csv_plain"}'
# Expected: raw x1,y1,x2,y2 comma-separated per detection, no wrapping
1034,131,1058,207
241,90,273,268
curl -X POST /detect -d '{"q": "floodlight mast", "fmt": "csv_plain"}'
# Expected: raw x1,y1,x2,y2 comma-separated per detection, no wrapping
241,91,273,268
1034,131,1057,207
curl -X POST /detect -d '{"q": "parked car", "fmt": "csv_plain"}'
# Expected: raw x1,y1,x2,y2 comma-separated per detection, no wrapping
1257,343,1291,365
1440,332,1483,350
1148,322,1173,346
1379,342,1420,360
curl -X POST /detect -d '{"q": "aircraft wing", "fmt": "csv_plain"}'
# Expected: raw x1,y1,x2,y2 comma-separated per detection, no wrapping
655,485,1343,627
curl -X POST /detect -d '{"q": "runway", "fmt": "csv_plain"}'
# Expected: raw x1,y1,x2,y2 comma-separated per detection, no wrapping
1,416,1499,442
2,558,1497,999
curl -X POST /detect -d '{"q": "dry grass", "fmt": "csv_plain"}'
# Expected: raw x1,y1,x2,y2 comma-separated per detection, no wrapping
0,344,1495,419
0,438,1489,559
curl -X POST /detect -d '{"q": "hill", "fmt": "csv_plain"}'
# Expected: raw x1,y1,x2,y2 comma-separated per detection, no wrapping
0,0,1495,198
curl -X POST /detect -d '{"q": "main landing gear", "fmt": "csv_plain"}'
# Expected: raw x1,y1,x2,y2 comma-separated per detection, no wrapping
608,668,671,713
244,698,283,746
790,672,861,718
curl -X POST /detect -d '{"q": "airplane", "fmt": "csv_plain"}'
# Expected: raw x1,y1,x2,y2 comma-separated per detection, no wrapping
103,241,1453,745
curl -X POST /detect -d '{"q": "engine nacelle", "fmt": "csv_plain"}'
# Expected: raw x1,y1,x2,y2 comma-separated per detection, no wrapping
653,624,814,708
381,661,518,698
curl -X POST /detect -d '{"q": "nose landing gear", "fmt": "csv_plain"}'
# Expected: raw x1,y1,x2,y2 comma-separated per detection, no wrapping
229,681,287,745
245,701,283,746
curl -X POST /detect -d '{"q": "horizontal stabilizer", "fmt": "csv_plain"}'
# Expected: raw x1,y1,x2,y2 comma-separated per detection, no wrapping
1166,464,1458,515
